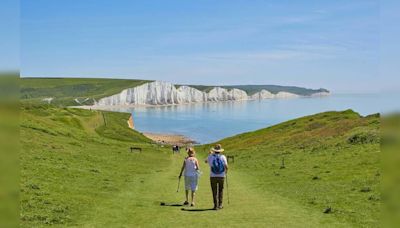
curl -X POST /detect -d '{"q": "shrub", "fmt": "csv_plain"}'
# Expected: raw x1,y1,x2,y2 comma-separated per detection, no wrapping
347,131,379,144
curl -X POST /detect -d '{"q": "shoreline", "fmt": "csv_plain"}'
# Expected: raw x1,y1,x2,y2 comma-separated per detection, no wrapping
143,132,197,146
69,95,324,110
68,105,197,146
70,99,257,110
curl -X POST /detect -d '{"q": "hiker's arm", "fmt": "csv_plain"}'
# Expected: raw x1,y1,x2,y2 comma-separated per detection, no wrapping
179,160,185,178
195,159,200,170
224,156,228,174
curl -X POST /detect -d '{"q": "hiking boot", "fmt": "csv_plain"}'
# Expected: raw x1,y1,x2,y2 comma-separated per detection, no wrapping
183,201,189,206
218,205,224,209
213,205,218,210
190,203,195,207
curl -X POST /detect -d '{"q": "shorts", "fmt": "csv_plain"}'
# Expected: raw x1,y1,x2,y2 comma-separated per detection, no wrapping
184,175,198,191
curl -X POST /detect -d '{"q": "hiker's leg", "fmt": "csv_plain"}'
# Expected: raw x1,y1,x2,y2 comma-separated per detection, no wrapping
191,190,196,204
218,177,224,206
210,177,218,207
184,176,190,203
191,176,198,204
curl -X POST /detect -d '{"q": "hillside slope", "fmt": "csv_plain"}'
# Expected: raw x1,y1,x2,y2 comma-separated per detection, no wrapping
198,110,380,226
20,104,157,226
21,105,351,227
20,78,150,106
21,106,378,227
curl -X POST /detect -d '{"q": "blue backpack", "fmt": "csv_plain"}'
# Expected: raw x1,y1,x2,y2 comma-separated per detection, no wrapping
211,154,225,174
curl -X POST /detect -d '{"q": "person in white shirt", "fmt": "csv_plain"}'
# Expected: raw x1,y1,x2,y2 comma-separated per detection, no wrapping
205,144,228,210
179,148,200,206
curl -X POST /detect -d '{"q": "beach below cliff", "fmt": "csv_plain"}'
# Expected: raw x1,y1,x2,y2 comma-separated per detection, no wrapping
143,132,197,146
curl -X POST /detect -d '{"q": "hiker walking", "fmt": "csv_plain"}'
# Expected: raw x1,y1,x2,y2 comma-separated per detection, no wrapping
178,148,200,206
206,144,228,210
172,145,180,154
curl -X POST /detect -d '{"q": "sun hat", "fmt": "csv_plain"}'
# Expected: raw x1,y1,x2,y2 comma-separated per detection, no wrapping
187,147,195,155
211,144,224,153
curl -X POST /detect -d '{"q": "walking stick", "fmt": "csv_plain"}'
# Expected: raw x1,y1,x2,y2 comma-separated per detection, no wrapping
177,176,181,192
226,174,230,204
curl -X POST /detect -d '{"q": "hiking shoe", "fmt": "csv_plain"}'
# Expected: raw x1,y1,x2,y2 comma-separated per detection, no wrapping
190,203,195,207
183,201,189,206
213,205,218,210
218,205,224,209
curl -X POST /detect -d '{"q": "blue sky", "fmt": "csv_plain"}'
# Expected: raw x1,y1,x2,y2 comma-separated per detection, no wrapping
0,0,19,71
20,0,387,92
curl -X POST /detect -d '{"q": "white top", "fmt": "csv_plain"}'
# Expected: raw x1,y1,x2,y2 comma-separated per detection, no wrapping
184,157,198,177
207,154,228,177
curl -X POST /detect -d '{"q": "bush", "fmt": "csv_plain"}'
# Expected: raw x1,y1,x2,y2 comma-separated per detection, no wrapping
347,131,379,144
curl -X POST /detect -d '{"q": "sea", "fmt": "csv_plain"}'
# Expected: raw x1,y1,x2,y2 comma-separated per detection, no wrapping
102,93,399,144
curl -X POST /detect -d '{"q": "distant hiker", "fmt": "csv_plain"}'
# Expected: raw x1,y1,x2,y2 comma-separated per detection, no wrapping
172,145,180,154
206,144,228,210
179,148,200,206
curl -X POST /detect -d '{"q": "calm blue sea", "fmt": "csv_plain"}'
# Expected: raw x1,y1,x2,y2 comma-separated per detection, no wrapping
104,93,399,144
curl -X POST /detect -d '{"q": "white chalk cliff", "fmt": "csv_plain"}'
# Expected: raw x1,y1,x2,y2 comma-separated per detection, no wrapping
310,91,331,97
95,81,326,106
250,90,275,99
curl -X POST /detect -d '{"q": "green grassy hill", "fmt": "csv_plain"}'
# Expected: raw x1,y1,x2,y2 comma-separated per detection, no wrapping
198,110,380,227
20,78,150,106
20,104,157,226
21,106,379,227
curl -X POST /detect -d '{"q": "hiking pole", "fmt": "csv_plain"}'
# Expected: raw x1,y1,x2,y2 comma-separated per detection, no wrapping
177,176,181,192
226,174,230,204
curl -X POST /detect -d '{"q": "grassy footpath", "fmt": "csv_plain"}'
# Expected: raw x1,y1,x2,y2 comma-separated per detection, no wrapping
21,106,379,227
197,110,380,227
82,151,346,227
